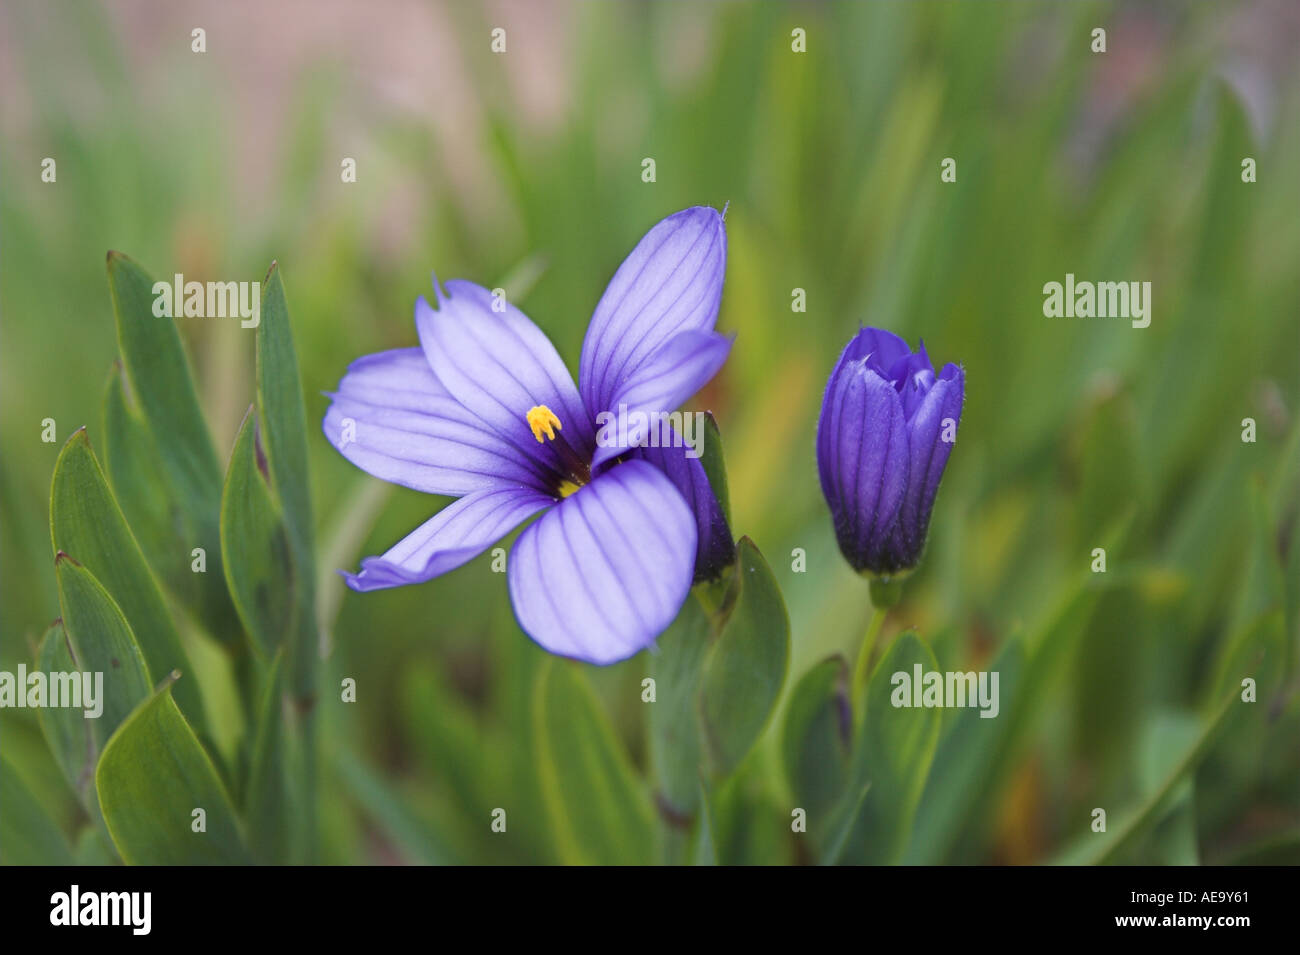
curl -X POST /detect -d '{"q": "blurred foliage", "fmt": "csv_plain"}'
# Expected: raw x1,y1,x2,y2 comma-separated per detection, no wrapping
1,0,1298,865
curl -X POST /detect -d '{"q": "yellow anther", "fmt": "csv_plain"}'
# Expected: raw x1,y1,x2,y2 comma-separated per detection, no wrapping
557,479,582,499
526,405,562,443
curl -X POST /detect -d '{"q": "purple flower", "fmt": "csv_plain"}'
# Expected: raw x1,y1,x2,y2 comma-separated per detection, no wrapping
816,328,964,577
323,207,734,664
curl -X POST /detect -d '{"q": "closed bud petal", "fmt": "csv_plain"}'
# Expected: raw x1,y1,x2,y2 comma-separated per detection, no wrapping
816,328,964,577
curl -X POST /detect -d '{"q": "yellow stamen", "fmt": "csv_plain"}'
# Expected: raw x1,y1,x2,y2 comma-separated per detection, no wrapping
557,479,581,499
526,405,562,443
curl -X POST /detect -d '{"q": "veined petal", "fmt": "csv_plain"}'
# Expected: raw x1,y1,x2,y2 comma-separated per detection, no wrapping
344,486,553,592
843,326,912,378
591,329,732,470
579,207,726,417
632,435,735,583
323,348,549,495
816,362,910,572
885,363,964,570
415,279,593,470
507,460,696,665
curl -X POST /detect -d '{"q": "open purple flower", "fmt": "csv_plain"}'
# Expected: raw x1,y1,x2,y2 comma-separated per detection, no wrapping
816,327,964,578
323,207,734,664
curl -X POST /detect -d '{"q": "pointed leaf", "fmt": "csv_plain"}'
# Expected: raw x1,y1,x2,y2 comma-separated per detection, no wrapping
36,620,97,804
0,756,74,865
648,590,712,820
699,537,790,777
904,638,1025,863
781,654,853,846
533,660,656,865
220,407,295,657
106,254,238,643
96,675,251,865
101,361,175,589
55,553,152,747
836,632,941,864
244,652,289,864
49,431,205,730
255,265,318,697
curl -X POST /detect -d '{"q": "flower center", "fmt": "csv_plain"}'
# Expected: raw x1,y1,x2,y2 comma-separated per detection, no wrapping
524,405,590,497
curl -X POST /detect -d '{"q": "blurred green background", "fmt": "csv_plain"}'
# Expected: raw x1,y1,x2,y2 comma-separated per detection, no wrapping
2,0,1298,865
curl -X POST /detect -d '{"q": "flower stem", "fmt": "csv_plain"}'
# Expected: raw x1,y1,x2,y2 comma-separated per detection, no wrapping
851,578,902,699
851,605,888,700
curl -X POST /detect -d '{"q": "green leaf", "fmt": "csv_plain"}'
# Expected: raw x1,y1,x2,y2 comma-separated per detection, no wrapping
106,252,222,508
0,755,74,865
904,638,1025,864
699,537,790,777
780,654,853,847
533,659,656,865
96,674,251,865
49,430,206,730
255,264,317,697
699,411,731,527
54,553,152,747
648,590,712,821
244,652,289,864
1134,714,1200,865
36,620,96,804
334,748,451,865
73,826,120,866
1055,690,1237,866
691,785,718,866
836,632,941,864
101,361,175,590
220,406,296,657
105,253,237,643
1069,385,1143,554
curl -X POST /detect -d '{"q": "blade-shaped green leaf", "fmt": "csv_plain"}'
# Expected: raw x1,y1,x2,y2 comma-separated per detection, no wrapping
54,553,152,747
36,620,97,804
699,537,790,777
691,785,718,866
648,589,712,821
534,659,656,865
333,748,451,865
101,361,175,589
0,756,74,865
904,638,1025,864
96,674,251,865
49,430,206,730
1055,690,1237,865
244,652,289,864
835,632,941,864
106,252,222,505
220,406,295,657
255,265,317,698
781,654,853,847
106,253,239,644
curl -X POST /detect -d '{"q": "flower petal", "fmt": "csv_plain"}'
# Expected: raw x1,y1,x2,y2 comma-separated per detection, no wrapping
507,460,696,665
579,206,727,417
816,361,910,572
415,279,593,472
324,348,550,495
885,363,964,570
344,486,553,592
842,326,913,378
630,431,735,583
591,329,732,469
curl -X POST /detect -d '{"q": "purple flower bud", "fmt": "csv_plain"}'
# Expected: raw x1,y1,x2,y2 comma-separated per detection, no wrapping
816,328,964,577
